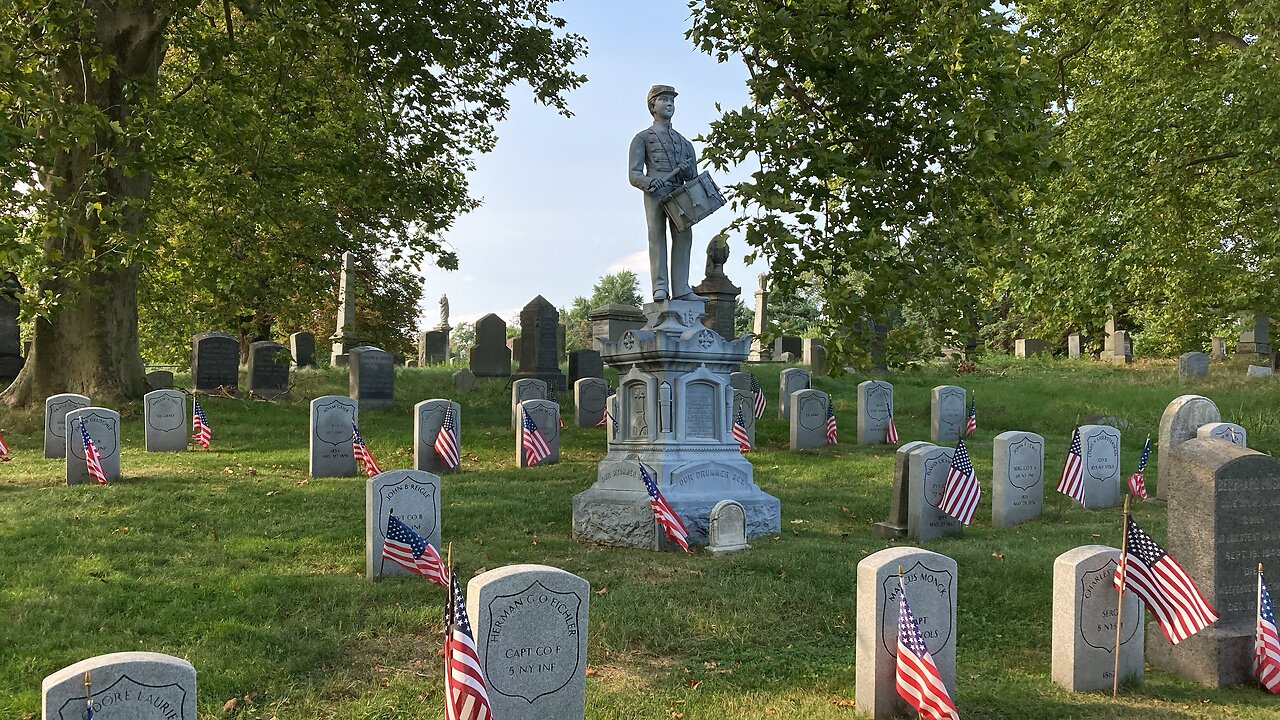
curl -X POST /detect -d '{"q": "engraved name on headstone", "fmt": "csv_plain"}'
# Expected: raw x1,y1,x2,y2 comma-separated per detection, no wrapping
789,388,830,450
930,385,966,444
42,652,197,720
66,407,121,485
1079,424,1121,508
1051,545,1143,692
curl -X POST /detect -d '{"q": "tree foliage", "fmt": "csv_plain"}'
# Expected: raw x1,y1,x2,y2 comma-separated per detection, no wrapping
562,270,643,350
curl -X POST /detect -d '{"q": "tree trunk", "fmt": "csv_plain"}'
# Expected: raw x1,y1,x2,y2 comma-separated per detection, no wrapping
1,3,170,408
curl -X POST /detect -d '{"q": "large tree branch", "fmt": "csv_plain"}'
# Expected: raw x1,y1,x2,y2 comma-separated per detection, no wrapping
1186,28,1250,50
1184,150,1243,167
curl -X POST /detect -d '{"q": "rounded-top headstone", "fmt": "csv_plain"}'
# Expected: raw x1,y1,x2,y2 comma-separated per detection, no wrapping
991,430,1044,528
1051,545,1143,692
789,388,830,450
1156,395,1220,499
190,331,239,393
452,368,477,392
414,399,462,474
309,395,358,477
856,380,894,445
1177,351,1209,378
42,651,196,720
65,407,121,485
45,393,89,458
366,469,443,579
143,389,188,453
708,499,750,553
1196,422,1246,447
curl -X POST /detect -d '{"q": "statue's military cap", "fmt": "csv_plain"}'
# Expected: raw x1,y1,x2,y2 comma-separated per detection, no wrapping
647,84,678,106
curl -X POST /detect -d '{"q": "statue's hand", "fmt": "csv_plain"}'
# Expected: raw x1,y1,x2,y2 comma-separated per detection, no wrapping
648,178,667,194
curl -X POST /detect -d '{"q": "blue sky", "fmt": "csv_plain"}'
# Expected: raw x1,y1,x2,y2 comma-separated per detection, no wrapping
418,0,764,327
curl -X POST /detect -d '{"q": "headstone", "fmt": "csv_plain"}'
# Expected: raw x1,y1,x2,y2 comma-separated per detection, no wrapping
1078,424,1121,508
872,441,933,539
42,652,196,720
1052,545,1144,692
731,389,756,449
789,389,831,450
517,399,560,467
349,346,395,409
606,393,619,441
802,338,827,375
45,393,89,458
189,331,239,394
514,295,565,390
907,443,962,541
778,351,797,363
66,407,121,485
143,389,187,453
419,330,449,365
1235,311,1270,356
587,304,646,354
468,565,589,720
707,499,750,553
1015,338,1051,357
693,238,743,340
557,324,566,361
573,378,609,428
1100,317,1133,364
567,349,603,386
1197,422,1246,447
771,335,802,361
511,378,548,430
452,368,476,392
991,431,1044,528
1157,395,1221,500
857,380,894,445
1246,364,1272,378
414,399,462,475
930,385,966,444
777,367,810,419
855,547,957,720
469,313,512,377
246,341,290,399
366,469,442,579
145,370,173,390
509,336,521,362
1210,336,1227,360
330,251,357,365
1067,333,1083,358
309,395,357,477
1178,351,1209,378
747,273,770,361
289,331,316,367
729,371,757,405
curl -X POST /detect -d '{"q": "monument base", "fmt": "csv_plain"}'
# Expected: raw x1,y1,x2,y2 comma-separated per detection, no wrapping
871,521,907,539
1144,621,1253,687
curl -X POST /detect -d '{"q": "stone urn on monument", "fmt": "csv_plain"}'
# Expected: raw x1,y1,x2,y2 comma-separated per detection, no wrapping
572,85,781,550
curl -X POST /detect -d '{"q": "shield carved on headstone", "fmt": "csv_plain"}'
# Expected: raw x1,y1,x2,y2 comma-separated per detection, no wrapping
485,580,583,703
146,394,184,433
866,384,891,422
55,673,191,720
70,413,118,461
1077,558,1138,652
879,561,954,655
315,400,356,446
1085,430,1119,481
921,453,950,509
1008,436,1043,491
375,480,437,542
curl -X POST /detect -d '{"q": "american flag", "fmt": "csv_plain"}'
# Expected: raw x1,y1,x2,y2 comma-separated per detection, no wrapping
749,375,766,419
80,423,108,485
640,462,690,553
521,408,552,466
1114,516,1219,645
192,400,211,449
444,572,493,720
964,397,976,437
381,514,447,587
826,401,839,444
886,405,899,444
434,407,461,470
732,409,752,453
1257,570,1280,694
0,430,10,461
896,577,959,720
1057,427,1086,507
595,410,609,428
938,438,980,525
352,421,383,476
1127,435,1151,500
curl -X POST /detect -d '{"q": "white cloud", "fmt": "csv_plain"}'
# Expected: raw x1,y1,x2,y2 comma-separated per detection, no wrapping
606,250,649,275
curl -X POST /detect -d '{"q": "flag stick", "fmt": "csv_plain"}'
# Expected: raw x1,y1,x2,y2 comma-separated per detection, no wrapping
444,542,453,712
1112,494,1131,698
84,670,93,711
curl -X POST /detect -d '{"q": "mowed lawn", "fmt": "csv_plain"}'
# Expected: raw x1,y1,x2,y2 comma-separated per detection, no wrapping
2,357,1279,719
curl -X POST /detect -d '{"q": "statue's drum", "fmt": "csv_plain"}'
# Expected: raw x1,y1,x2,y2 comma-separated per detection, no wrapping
661,172,726,232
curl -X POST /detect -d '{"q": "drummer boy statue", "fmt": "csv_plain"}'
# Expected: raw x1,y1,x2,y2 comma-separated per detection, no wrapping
628,84,706,302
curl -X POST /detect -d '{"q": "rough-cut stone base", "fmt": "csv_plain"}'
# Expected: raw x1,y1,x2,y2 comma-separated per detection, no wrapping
1145,621,1253,687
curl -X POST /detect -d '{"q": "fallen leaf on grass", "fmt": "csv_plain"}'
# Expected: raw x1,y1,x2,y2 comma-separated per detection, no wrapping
222,697,238,713
703,661,717,669
831,696,856,707
585,665,598,677
765,707,778,715
245,467,256,476
991,552,1005,561
295,478,310,486
670,712,684,719
223,467,234,474
266,491,278,496
594,587,607,596
687,679,701,690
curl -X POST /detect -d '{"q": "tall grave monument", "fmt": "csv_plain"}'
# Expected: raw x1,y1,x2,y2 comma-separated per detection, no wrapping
330,251,358,365
693,239,741,342
514,295,565,391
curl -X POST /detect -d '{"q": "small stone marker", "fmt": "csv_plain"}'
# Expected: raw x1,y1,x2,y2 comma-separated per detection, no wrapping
349,346,395,409
789,388,831,450
366,469,442,579
802,338,826,375
872,441,933,539
143,389,187,453
145,370,173,390
708,499,750,553
1078,424,1121,508
856,547,957,720
731,389,756,449
65,407,121,485
857,380,894,445
1015,338,1050,357
452,367,477,392
777,367,810,420
930,385,966,443
468,564,589,720
1210,337,1227,359
1246,364,1272,378
1197,422,1246,446
1067,333,1083,358
309,395,357,477
44,393,89,458
189,331,239,394
511,378,549,429
247,340,290,399
573,378,609,428
1177,351,1209,378
778,350,798,363
908,443,962,541
289,331,315,367
469,313,512,377
414,399,461,475
1052,545,1143,692
567,349,603,386
42,651,196,720
992,431,1043,528
517,399,560,467
1156,394,1220,500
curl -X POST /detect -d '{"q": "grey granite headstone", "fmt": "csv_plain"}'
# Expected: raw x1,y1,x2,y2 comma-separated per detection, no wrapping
1246,364,1272,378
349,346,395,409
606,393,618,440
872,441,933,539
289,331,315,367
1101,318,1133,364
511,378,549,429
777,367,810,420
517,399,560,467
567,349,603,387
908,443,963,541
789,388,831,450
1015,338,1051,357
247,341,290,399
419,329,449,365
856,547,957,720
1178,351,1209,378
514,295,565,390
468,564,589,720
470,313,511,377
857,380,895,445
1078,424,1121,508
707,499,750,553
42,651,196,720
992,431,1043,527
729,371,760,413
1197,422,1246,447
731,389,756,449
1067,333,1083,358
414,399,462,475
190,331,239,394
366,469,442,579
45,393,89,458
1157,395,1220,500
930,385,966,444
452,368,477,392
1236,311,1270,356
145,371,173,390
143,389,187,453
802,338,827,375
66,407,121,485
1052,545,1143,692
309,395,357,477
772,335,802,361
573,378,609,428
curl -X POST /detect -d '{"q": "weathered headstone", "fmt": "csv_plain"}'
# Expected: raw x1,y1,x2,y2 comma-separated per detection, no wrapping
908,443,962,541
731,389,756,449
452,368,476,392
417,329,449,365
309,395,357,477
789,388,831,450
42,652,196,720
509,336,521,363
469,313,512,377
45,393,89,458
777,367,810,420
856,547,957,720
1067,333,1084,358
1015,338,1051,357
778,350,797,363
1100,317,1133,364
1157,395,1220,500
517,399,560,467
349,346,395,409
748,273,770,361
729,371,757,405
145,370,174,390
1246,364,1272,378
514,295,565,390
857,380,894,445
573,378,609,428
1052,546,1144,692
1178,351,1209,378
1235,311,1270,356
567,349,603,387
1078,424,1121,508
1197,422,1246,447
992,431,1043,528
66,407,121,485
414,399,462,475
511,378,549,430
1210,337,1227,360
802,338,827,375
143,389,187,453
189,331,239,394
707,499,750,553
587,304,646,354
468,565,589,720
366,469,442,579
247,340,290,399
289,331,315,367
772,336,802,361
930,385,966,443
872,441,932,539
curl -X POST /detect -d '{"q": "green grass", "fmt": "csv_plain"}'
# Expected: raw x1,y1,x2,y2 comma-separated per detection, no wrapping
2,357,1279,719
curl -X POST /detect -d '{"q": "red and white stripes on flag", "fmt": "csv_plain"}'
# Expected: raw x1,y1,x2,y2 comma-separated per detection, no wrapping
732,409,752,453
191,400,211,450
938,439,980,526
521,408,552,466
1057,427,1086,507
1115,515,1219,645
445,572,493,720
640,462,691,553
381,514,447,587
79,423,108,485
352,421,383,476
896,577,959,720
826,402,839,444
1255,570,1280,693
886,407,899,445
434,407,461,470
1127,435,1151,500
749,375,766,419
0,430,10,461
